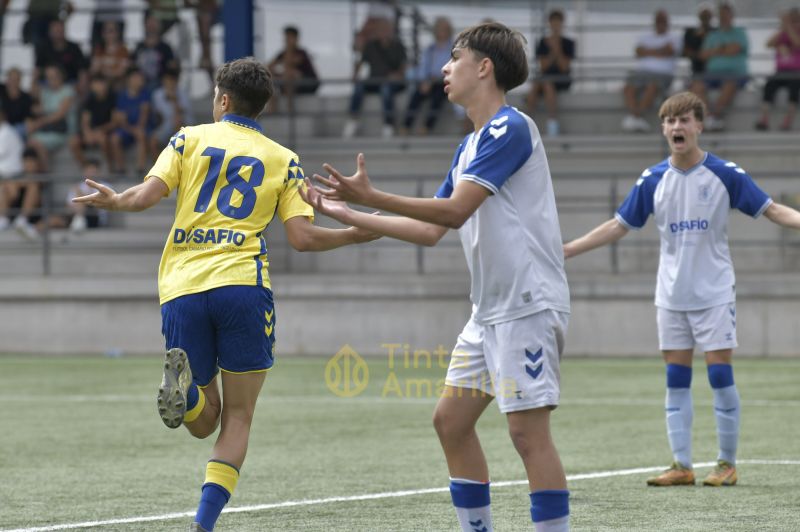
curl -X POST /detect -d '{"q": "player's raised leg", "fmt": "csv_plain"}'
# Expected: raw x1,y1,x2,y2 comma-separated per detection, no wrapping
703,349,739,486
434,389,494,532
192,370,266,532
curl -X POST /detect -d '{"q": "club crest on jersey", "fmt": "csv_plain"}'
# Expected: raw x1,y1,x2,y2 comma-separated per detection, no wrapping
698,184,712,203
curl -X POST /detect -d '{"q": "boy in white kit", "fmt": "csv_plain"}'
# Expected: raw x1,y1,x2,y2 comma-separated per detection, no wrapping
565,91,800,487
302,22,572,532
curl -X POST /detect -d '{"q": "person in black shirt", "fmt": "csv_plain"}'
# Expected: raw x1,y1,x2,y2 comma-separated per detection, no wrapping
133,14,178,91
34,19,88,93
69,74,115,169
267,25,320,112
683,4,715,94
526,9,576,137
0,68,34,141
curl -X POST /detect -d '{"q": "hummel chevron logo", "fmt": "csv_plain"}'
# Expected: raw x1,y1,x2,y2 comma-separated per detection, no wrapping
488,125,507,139
490,115,509,127
525,348,543,379
469,519,488,532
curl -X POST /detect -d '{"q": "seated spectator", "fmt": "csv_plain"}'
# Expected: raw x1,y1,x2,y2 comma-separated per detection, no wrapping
69,74,115,169
621,10,681,132
133,14,178,91
526,9,576,136
22,0,65,50
0,67,34,141
683,4,715,95
696,2,749,131
343,17,406,139
111,68,152,174
0,109,24,182
755,8,800,131
33,19,88,94
42,158,108,233
0,148,42,240
90,0,124,50
267,25,320,112
149,68,192,158
400,16,453,136
90,20,130,89
26,64,76,171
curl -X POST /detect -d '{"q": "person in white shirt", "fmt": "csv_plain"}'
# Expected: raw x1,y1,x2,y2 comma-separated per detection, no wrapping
302,22,571,532
0,109,28,234
564,91,800,488
621,10,682,132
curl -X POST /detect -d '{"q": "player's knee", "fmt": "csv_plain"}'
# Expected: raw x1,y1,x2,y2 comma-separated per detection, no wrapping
508,425,550,458
432,407,468,441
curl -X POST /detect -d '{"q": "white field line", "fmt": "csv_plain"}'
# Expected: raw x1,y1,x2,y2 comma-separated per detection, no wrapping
1,394,798,408
3,459,799,532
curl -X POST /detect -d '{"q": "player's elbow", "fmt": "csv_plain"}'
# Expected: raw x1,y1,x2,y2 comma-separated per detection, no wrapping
287,233,313,252
441,208,470,229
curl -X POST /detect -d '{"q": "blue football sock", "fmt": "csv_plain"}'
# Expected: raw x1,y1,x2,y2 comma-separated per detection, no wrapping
186,382,199,410
708,364,739,465
194,460,239,531
530,490,569,532
449,478,493,532
665,364,693,468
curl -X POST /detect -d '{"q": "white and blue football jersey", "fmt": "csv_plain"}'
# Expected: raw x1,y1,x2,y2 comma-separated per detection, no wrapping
435,105,570,325
615,152,772,311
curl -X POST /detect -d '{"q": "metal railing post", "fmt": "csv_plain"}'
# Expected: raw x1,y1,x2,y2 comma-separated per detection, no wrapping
41,177,52,276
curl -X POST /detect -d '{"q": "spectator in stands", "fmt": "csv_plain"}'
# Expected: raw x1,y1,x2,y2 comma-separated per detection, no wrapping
111,68,152,174
41,158,108,233
26,64,76,172
134,14,178,91
150,68,192,159
0,148,42,239
755,8,800,132
683,3,715,95
400,16,453,136
0,109,24,183
526,9,576,137
91,20,130,90
695,2,749,131
69,74,115,170
184,0,220,82
0,1,10,62
621,10,681,132
354,0,400,52
23,0,69,50
90,0,124,50
343,17,407,139
267,25,320,112
1,67,34,141
33,19,88,94
146,0,181,35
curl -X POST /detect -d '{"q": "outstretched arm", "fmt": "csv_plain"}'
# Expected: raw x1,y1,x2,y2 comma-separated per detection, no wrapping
71,176,168,212
300,178,449,247
283,215,379,252
313,153,489,229
763,202,800,230
563,218,629,259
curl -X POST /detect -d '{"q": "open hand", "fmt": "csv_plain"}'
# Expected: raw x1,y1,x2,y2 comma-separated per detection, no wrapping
71,179,119,210
313,153,376,205
299,177,352,223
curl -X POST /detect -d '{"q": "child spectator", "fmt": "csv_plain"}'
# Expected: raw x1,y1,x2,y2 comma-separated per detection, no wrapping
696,2,749,131
42,158,108,233
267,25,320,111
0,148,42,240
111,68,151,174
755,8,800,131
34,19,88,94
343,17,407,138
149,68,192,159
0,67,34,141
621,10,681,132
69,74,115,169
90,20,130,89
26,64,76,172
683,4,715,95
133,14,178,91
526,9,576,137
400,16,453,136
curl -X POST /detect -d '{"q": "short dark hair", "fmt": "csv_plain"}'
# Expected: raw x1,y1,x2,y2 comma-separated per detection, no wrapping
548,9,565,22
659,91,706,122
452,22,528,92
215,57,273,118
283,25,299,37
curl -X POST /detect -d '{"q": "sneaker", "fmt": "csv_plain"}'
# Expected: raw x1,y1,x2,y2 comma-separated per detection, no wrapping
188,523,210,532
0,217,9,231
13,215,38,240
157,348,193,429
646,462,696,486
546,118,560,137
342,118,358,138
381,124,395,139
703,460,737,486
634,117,651,132
621,114,639,132
69,214,87,233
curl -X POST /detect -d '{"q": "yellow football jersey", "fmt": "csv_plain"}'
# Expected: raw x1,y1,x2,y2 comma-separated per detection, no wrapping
147,114,313,304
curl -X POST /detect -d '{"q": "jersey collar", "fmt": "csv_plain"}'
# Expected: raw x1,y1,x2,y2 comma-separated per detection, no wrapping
668,151,708,175
221,114,264,134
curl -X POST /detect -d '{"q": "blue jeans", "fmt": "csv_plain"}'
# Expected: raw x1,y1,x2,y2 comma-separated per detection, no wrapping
348,79,406,125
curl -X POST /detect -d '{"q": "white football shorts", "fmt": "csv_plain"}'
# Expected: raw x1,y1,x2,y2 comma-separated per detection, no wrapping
444,309,569,413
657,302,738,352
